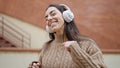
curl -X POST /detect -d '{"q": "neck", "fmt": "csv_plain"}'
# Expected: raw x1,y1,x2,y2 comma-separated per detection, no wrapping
55,33,67,43
55,25,67,43
54,26,67,43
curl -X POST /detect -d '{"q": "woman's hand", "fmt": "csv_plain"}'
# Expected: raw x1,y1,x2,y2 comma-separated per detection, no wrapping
28,61,40,68
63,41,76,52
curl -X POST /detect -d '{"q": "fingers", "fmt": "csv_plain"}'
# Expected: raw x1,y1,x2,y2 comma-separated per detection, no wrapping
63,41,76,52
28,61,40,68
63,41,76,47
32,63,40,68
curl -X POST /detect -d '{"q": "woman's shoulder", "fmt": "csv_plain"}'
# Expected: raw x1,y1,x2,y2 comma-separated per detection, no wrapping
79,36,97,44
79,36,99,49
79,36,101,54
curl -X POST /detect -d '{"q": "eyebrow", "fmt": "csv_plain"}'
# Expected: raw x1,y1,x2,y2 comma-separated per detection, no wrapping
45,10,55,18
50,10,55,14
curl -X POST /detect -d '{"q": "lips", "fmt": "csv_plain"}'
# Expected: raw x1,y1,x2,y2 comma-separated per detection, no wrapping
49,19,58,28
51,23,58,28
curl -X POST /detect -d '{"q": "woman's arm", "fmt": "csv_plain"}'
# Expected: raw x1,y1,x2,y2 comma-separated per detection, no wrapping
65,40,107,68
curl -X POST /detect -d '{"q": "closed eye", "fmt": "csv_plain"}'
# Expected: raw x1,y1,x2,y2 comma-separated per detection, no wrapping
51,11,56,16
45,10,56,21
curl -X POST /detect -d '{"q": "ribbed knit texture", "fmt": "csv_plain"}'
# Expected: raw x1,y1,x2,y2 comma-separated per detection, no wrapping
39,39,107,68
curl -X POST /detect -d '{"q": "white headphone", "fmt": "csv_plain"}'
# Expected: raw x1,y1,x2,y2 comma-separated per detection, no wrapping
46,4,74,33
59,4,74,23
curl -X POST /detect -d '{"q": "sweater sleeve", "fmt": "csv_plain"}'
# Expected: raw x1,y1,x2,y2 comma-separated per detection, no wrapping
69,40,107,68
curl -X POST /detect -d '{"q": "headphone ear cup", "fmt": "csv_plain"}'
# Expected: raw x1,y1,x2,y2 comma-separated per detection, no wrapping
46,25,54,33
63,10,74,22
59,4,74,22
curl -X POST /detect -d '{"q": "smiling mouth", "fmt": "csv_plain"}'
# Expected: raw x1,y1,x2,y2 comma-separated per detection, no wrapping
51,22,57,28
49,20,58,28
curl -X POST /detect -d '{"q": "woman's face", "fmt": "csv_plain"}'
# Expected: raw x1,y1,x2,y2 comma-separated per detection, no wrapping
45,7,64,33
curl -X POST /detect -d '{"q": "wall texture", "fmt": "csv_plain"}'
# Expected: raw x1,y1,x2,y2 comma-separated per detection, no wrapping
0,0,120,53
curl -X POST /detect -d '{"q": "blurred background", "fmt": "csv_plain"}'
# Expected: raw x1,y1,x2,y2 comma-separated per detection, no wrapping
0,0,120,68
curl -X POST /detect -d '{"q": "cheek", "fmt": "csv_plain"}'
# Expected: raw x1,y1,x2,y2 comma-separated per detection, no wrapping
60,17,64,22
56,21,64,30
56,13,64,22
59,18,64,26
57,16,64,25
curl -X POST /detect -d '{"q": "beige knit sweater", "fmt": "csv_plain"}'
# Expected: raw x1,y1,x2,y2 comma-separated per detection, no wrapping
38,39,107,68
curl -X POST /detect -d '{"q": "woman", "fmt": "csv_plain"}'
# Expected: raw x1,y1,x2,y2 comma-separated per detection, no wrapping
29,4,107,68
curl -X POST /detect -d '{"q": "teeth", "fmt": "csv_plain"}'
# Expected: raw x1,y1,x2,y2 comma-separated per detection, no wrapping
51,23,57,27
49,19,58,27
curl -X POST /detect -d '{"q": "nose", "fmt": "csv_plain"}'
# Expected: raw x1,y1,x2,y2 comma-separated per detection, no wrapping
47,15,53,21
46,15,53,26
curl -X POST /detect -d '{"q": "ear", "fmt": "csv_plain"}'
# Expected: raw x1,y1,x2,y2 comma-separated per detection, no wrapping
46,25,54,33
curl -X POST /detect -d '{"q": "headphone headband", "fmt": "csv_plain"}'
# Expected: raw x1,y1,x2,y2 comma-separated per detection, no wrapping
59,4,70,10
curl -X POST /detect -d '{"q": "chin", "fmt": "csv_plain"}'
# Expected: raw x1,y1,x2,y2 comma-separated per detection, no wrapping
52,28,58,32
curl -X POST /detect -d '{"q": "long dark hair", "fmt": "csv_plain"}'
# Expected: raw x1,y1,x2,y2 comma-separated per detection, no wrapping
46,4,83,44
